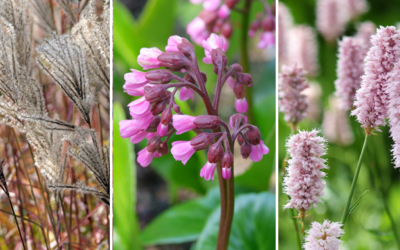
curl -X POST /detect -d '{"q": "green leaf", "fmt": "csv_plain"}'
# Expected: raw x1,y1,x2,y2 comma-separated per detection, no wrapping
140,188,221,245
348,190,370,215
113,103,141,250
195,192,276,250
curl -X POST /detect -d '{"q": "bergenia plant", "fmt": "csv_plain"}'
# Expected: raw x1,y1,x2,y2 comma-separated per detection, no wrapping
119,33,269,248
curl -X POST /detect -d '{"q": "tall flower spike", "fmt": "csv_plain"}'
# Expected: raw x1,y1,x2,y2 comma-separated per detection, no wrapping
352,26,400,133
346,0,368,20
316,0,349,43
334,37,368,111
303,82,322,122
304,220,344,250
279,64,309,127
278,2,293,67
355,21,376,48
288,25,319,76
387,61,400,169
283,130,327,211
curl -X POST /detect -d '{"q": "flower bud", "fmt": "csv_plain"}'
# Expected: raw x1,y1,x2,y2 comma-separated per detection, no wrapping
262,16,275,32
207,143,224,163
146,116,161,132
199,10,218,26
237,134,245,145
221,22,233,38
233,81,245,99
145,70,174,84
161,108,172,125
222,151,233,168
184,73,196,84
229,114,247,129
157,143,169,156
147,135,161,153
193,115,221,129
240,143,251,159
150,101,167,115
172,103,181,113
211,48,228,73
158,52,187,70
230,64,243,73
144,85,167,103
245,126,261,145
225,0,240,8
237,73,252,87
177,39,195,58
190,133,218,151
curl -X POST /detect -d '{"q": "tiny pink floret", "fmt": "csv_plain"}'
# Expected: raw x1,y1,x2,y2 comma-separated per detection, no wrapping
171,141,196,165
235,98,248,113
249,140,269,162
172,115,197,134
137,47,163,70
200,162,216,181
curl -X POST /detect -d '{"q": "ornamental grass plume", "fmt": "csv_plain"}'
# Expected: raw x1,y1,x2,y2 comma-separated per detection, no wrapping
387,61,400,168
316,0,349,43
334,37,368,111
283,130,327,212
278,64,309,129
278,2,293,67
304,220,344,250
119,33,269,248
351,26,400,133
289,25,319,76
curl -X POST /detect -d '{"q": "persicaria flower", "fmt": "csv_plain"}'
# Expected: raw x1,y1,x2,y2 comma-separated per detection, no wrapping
304,220,344,250
355,21,376,48
137,48,163,70
283,130,327,211
278,2,293,67
202,33,229,64
387,61,400,169
316,0,349,43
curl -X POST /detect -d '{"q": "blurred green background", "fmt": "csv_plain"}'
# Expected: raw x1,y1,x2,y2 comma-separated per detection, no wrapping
278,0,400,249
113,0,276,249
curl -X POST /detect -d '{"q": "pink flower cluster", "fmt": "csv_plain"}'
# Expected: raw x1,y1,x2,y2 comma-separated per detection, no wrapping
334,37,368,111
278,64,309,126
304,220,343,250
355,21,376,47
119,34,268,181
316,0,349,43
278,2,293,67
387,60,400,169
283,130,327,211
352,26,400,131
248,2,276,49
187,0,237,44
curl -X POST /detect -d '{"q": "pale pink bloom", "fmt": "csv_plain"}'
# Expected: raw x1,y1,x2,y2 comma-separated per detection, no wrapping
157,123,169,137
130,131,148,144
283,130,327,211
179,87,194,101
200,161,216,181
334,37,368,111
305,220,343,250
187,17,210,45
137,147,154,167
120,118,152,139
137,48,163,70
202,33,229,64
278,64,309,125
258,32,275,49
387,61,400,168
355,21,376,47
165,35,185,52
352,26,400,131
203,0,221,11
124,69,149,89
171,141,196,165
235,98,248,113
222,167,231,180
227,76,235,89
303,82,322,122
249,140,269,162
316,0,349,43
128,97,151,119
172,114,197,134
346,0,368,20
124,85,145,96
278,2,293,67
289,25,319,76
218,4,230,19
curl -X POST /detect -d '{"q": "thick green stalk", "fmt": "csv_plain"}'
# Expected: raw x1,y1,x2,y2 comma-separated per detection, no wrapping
340,134,369,227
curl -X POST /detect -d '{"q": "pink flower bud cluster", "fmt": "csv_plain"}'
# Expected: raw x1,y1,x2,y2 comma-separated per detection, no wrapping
352,26,400,132
187,0,237,45
248,2,276,49
279,64,309,126
119,34,269,181
316,0,349,43
387,61,400,169
304,220,344,250
283,130,327,211
278,2,293,67
289,25,319,77
334,37,368,111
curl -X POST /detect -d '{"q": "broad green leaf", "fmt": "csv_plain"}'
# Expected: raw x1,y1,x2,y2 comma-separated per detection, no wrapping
113,103,141,250
195,192,276,250
348,190,370,215
140,188,221,245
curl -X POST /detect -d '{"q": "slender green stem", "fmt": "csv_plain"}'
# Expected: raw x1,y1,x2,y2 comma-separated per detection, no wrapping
289,207,302,250
340,134,369,227
7,195,26,250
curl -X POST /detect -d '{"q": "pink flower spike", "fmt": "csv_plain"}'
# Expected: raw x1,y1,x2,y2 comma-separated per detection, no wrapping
137,147,153,167
157,123,169,137
172,114,197,134
200,162,216,181
227,76,235,89
171,141,196,165
222,167,232,180
218,4,231,19
258,32,275,49
305,220,343,250
128,97,151,118
203,0,221,12
179,87,194,101
165,36,185,52
235,98,248,113
202,33,229,64
119,120,141,138
124,69,149,89
249,140,269,162
137,48,163,70
130,131,148,144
